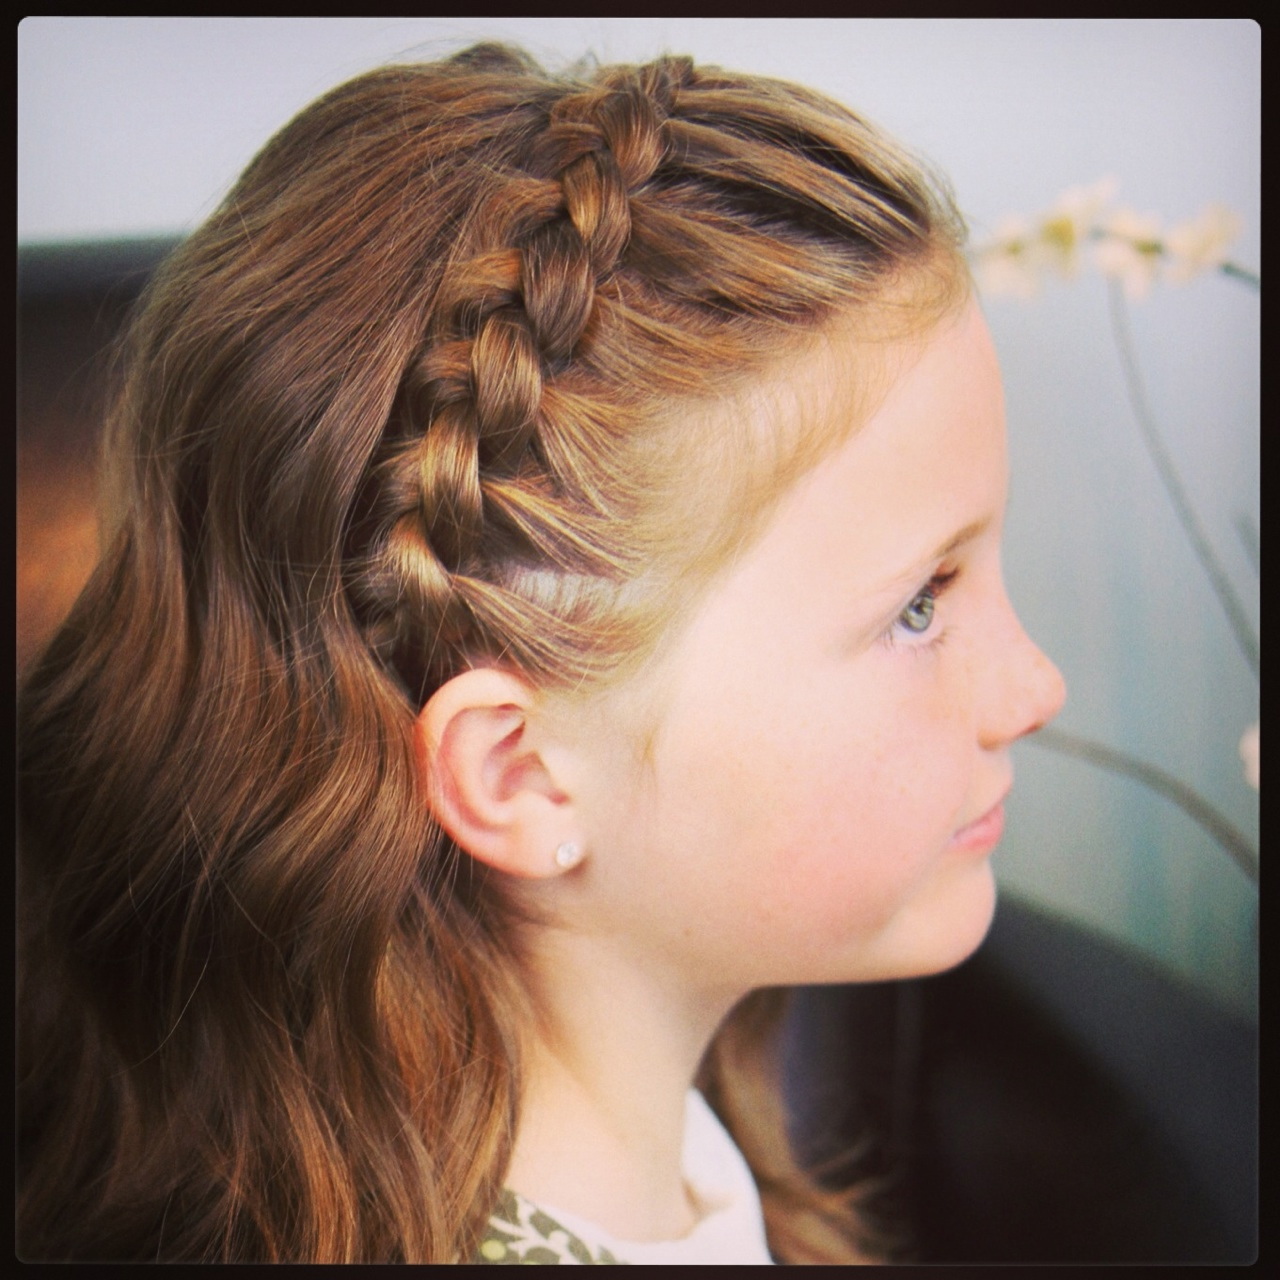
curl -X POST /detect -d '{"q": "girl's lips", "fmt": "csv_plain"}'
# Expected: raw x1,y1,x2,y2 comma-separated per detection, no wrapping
950,798,1006,853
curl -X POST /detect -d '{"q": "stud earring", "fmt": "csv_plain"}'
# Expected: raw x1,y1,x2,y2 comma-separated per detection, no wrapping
554,841,584,870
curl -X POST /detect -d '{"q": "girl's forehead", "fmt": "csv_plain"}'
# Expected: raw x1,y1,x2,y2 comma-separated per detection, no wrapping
742,295,985,461
715,306,1003,604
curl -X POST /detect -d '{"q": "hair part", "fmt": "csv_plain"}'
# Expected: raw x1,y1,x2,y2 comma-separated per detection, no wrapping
19,41,965,1262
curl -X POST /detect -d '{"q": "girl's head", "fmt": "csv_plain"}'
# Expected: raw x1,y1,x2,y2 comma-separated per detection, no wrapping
19,41,1061,1262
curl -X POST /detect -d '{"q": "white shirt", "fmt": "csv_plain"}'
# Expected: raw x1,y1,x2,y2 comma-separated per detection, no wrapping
514,1090,774,1265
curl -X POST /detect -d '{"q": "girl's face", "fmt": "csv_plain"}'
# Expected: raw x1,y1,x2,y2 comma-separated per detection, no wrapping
555,300,1065,997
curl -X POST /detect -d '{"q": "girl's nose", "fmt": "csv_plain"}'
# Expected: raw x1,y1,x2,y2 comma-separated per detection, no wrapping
979,608,1067,751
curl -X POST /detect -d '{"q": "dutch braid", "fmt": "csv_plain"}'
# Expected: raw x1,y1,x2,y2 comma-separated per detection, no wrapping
360,59,692,702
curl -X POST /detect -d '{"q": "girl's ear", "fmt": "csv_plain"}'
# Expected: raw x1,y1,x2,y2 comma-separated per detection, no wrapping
414,668,582,879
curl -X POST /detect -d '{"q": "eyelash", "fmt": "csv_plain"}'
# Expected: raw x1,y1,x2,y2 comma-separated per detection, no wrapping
888,569,959,648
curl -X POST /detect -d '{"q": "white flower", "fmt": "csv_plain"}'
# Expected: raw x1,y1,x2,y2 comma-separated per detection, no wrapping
1240,723,1259,790
975,184,1249,300
973,178,1120,297
1093,208,1164,300
972,215,1045,298
1035,177,1119,280
1164,203,1242,283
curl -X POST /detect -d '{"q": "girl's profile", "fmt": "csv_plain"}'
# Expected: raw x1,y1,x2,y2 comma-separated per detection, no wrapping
17,41,1064,1264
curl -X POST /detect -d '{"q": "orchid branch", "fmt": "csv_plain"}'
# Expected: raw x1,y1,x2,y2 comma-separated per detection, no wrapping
1106,279,1259,680
1220,261,1261,291
1030,727,1257,884
1234,513,1259,577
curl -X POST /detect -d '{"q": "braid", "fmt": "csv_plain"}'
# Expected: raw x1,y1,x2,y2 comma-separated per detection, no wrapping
358,60,691,702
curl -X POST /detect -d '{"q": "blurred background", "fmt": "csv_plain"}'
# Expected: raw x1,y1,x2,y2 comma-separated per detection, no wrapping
19,18,1258,1018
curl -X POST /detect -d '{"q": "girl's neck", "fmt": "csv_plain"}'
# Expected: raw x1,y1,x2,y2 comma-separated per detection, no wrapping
504,940,742,1243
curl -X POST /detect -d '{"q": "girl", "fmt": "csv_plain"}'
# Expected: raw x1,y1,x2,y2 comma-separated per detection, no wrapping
17,42,1064,1264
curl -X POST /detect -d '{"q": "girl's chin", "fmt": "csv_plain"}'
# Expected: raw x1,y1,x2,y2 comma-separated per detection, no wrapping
854,862,998,984
912,865,999,977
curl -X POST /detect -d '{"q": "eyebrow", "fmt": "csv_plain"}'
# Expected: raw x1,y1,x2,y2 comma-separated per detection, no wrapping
871,515,993,598
928,516,992,566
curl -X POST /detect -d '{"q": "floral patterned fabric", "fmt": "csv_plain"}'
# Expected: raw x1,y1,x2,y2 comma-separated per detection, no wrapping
474,1188,626,1264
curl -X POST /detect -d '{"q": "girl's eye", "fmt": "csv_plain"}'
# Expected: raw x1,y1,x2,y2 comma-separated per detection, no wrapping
898,587,937,634
892,570,958,641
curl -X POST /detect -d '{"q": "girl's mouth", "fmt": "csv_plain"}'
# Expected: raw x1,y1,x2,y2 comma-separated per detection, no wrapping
950,795,1007,852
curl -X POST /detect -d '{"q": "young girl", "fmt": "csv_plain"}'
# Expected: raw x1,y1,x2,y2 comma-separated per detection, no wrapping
17,42,1065,1264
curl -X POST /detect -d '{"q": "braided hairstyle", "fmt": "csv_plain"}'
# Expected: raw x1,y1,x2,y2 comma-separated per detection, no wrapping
18,44,965,1262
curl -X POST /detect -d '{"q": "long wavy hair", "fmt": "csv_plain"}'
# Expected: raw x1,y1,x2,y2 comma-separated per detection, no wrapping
17,42,966,1262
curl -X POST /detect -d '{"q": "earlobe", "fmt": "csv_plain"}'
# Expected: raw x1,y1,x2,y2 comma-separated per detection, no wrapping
414,668,583,879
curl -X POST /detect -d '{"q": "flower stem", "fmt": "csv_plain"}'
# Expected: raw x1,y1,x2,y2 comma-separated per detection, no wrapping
1234,512,1259,577
1107,279,1259,680
1220,261,1261,290
1030,727,1258,884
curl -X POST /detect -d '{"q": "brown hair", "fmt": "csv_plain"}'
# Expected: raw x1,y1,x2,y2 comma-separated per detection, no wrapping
18,42,965,1262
